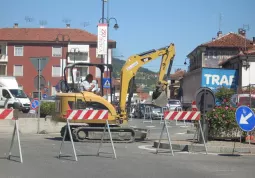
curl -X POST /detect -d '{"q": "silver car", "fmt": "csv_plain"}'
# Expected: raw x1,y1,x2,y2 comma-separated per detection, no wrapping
168,99,182,111
151,107,164,120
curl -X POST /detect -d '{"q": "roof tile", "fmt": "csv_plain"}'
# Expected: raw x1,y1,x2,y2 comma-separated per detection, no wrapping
201,32,253,48
0,28,115,43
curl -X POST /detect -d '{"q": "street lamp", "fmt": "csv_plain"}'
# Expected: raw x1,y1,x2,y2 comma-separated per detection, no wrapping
184,58,188,65
98,17,119,103
55,34,70,79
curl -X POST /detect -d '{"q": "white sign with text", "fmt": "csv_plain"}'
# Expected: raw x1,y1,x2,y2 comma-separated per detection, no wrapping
97,23,108,55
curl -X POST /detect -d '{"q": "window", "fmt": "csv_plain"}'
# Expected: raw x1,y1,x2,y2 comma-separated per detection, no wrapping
14,46,24,56
69,52,89,62
2,89,10,98
0,65,6,75
52,46,62,57
52,86,57,95
68,66,88,83
52,66,61,77
13,65,23,76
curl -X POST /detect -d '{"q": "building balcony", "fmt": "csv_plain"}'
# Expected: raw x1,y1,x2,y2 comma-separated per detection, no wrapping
67,52,90,64
0,54,8,62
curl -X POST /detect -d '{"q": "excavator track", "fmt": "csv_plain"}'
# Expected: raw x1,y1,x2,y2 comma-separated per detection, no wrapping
70,126,137,143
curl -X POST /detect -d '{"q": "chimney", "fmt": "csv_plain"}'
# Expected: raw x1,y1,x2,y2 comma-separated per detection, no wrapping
217,31,222,38
212,37,216,41
238,28,246,36
66,24,70,28
13,23,18,28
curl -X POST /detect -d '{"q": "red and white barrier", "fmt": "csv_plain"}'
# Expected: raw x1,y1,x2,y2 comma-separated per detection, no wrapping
164,111,200,121
0,109,23,163
66,110,108,120
0,109,14,120
59,109,116,161
191,101,198,111
156,110,207,156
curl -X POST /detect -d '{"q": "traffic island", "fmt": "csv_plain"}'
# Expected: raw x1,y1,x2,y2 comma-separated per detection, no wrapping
153,140,255,154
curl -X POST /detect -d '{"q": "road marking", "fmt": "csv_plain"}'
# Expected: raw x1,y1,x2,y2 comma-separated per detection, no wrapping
175,132,186,135
146,126,156,128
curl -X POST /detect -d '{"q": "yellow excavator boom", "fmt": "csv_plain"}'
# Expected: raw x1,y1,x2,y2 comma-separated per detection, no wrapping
119,43,175,119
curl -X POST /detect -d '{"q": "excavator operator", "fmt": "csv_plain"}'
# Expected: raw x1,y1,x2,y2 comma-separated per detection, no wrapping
80,74,100,95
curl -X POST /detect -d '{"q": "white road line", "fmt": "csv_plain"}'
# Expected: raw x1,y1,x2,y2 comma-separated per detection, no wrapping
175,132,186,135
146,126,156,128
138,145,219,155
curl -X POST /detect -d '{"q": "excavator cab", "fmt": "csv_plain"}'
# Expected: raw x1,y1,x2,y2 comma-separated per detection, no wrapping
57,62,114,102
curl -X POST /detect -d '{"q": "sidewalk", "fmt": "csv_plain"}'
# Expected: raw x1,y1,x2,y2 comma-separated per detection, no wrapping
154,139,255,154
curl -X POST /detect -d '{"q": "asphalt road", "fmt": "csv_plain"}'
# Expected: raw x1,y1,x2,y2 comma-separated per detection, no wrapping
0,131,255,178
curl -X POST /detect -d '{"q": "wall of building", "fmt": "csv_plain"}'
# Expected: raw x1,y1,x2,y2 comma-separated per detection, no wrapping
7,43,68,96
181,68,202,103
202,49,238,68
242,62,255,87
6,42,113,97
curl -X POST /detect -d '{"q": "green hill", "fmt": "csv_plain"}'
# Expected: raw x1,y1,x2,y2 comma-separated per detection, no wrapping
112,58,158,90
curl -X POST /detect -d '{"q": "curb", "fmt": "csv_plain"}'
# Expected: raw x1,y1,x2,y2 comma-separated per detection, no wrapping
153,141,255,154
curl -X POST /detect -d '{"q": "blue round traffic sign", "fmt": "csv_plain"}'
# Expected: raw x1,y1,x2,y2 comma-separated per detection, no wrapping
31,98,39,109
235,105,255,132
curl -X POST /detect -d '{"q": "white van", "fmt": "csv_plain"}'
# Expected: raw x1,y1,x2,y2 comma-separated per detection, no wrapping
0,76,31,113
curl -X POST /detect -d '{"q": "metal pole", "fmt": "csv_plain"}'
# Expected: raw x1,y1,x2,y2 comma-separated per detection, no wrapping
37,59,41,134
100,0,105,65
62,37,65,79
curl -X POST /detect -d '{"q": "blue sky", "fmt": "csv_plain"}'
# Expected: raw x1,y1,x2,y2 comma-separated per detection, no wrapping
1,0,255,73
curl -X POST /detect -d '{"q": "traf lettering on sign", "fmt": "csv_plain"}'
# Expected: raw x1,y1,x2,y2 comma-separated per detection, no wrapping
204,74,235,86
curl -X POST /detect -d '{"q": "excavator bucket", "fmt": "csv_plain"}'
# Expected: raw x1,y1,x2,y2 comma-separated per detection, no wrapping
151,91,168,107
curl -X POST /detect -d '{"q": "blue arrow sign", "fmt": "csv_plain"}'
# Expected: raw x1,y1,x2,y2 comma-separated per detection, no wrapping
235,105,255,132
31,99,39,109
103,78,111,89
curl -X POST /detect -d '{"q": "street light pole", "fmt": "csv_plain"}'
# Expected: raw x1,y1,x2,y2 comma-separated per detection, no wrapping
101,0,105,65
98,16,119,102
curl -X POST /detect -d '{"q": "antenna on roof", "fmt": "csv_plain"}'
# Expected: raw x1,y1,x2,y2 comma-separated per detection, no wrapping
218,13,222,31
63,18,71,26
242,24,250,52
39,20,47,28
81,21,90,28
243,24,250,31
25,16,34,23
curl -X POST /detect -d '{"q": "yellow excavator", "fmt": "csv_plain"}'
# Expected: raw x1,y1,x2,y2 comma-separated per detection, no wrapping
52,43,175,143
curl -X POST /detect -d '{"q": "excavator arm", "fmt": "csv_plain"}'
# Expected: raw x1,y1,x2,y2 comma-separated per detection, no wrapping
151,44,175,106
119,43,175,120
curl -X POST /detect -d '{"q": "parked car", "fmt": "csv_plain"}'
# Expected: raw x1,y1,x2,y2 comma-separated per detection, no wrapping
168,99,182,111
230,94,255,108
134,103,164,119
151,106,164,120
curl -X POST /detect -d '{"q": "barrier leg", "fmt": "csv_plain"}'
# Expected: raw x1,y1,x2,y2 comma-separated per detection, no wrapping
8,120,23,163
190,125,198,153
156,122,165,154
198,120,208,154
59,120,77,161
8,121,16,160
97,121,117,159
165,120,174,156
58,122,67,158
97,122,107,156
67,120,78,161
15,120,23,163
107,121,117,159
